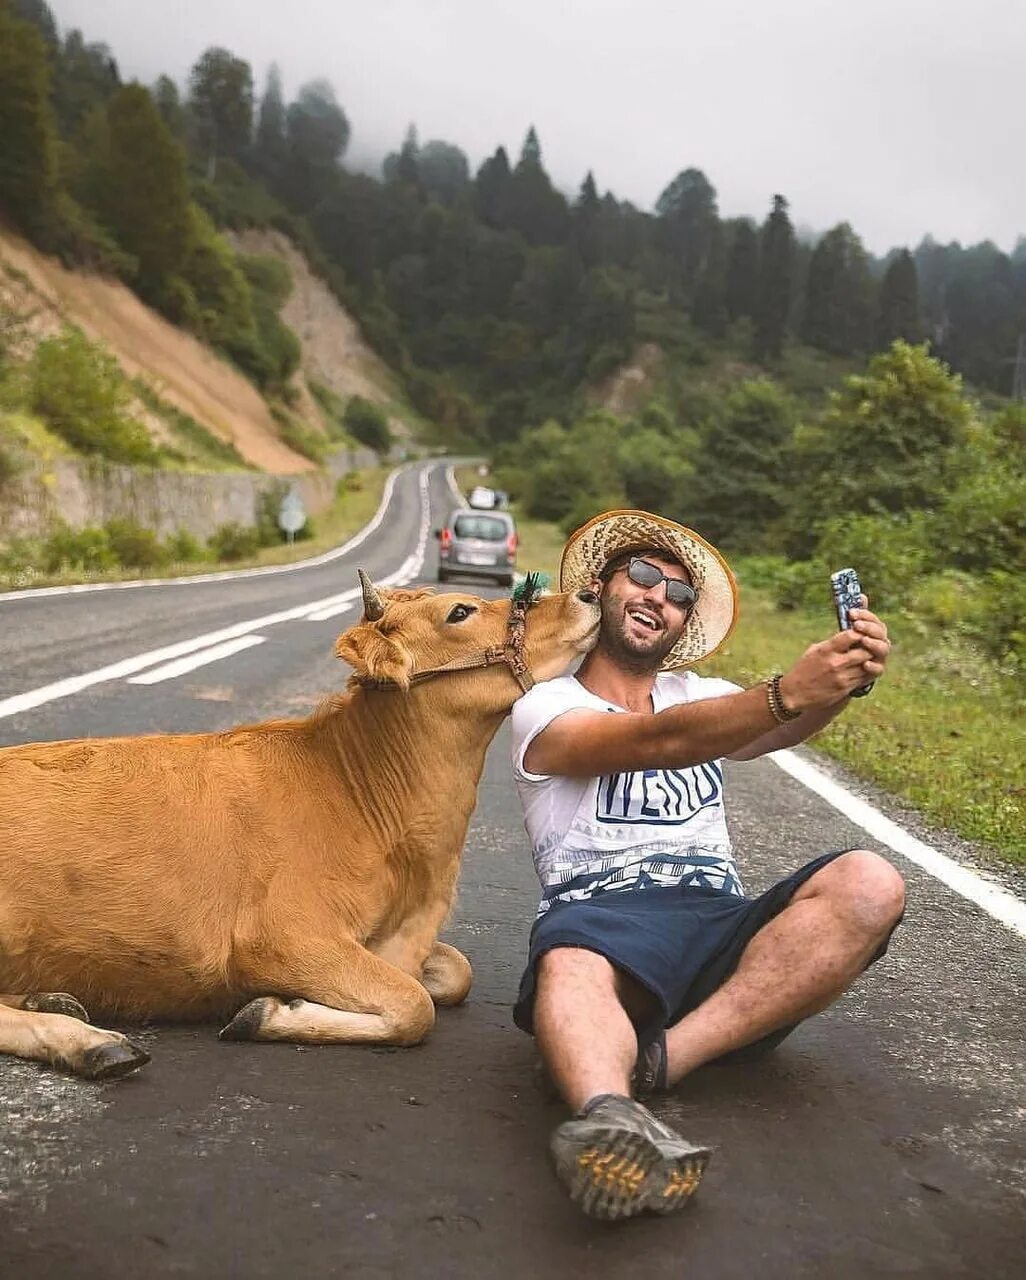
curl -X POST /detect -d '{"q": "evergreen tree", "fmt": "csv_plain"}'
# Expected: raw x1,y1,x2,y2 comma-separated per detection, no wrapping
417,140,469,204
10,0,58,47
284,78,349,209
504,127,569,246
876,249,920,348
801,222,874,355
99,84,192,295
573,170,602,266
188,46,254,178
474,146,512,228
725,218,759,322
54,28,119,132
0,3,60,240
254,63,287,179
520,125,542,167
755,194,795,360
152,74,187,138
655,168,718,303
693,219,729,337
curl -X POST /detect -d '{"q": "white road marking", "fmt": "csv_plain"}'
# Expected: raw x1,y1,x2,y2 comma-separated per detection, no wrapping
771,748,1026,939
0,463,414,604
305,602,355,623
127,635,266,685
0,464,435,719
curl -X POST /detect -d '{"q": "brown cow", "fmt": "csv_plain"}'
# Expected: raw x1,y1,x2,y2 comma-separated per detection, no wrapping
0,573,600,1080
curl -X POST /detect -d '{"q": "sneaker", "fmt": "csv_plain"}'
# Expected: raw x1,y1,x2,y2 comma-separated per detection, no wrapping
549,1093,710,1221
633,1032,668,1100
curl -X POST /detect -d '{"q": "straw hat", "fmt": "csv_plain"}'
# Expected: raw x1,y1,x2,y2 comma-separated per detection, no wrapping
559,509,739,668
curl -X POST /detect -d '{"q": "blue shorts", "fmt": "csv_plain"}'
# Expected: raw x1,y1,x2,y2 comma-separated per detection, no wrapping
514,850,894,1054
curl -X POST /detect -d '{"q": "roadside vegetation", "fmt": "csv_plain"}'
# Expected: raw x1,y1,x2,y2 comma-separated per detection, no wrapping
0,465,392,591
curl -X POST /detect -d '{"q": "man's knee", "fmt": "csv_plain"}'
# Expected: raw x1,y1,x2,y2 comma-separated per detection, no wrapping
808,849,906,938
537,946,617,992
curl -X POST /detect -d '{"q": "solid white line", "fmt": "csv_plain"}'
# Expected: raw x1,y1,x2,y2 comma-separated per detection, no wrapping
127,635,266,685
770,748,1026,939
0,462,418,604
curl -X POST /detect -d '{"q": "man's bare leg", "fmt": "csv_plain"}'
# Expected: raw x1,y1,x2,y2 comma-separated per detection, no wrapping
663,849,905,1085
534,949,709,1220
532,947,648,1112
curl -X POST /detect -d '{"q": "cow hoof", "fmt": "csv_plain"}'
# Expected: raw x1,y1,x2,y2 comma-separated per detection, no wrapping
25,993,91,1022
78,1040,151,1081
219,997,279,1042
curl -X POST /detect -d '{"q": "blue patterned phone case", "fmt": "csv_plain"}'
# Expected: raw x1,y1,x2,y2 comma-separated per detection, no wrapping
830,568,874,697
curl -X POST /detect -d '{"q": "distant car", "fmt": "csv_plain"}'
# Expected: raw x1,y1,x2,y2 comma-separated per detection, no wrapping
468,485,498,509
436,508,518,587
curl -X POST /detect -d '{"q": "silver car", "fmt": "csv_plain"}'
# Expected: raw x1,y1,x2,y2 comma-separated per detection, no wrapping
436,508,518,587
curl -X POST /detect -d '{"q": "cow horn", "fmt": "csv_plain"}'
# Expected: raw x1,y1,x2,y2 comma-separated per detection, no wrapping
358,569,385,621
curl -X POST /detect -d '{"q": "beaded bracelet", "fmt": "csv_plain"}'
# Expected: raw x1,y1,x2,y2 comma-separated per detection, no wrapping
766,673,801,724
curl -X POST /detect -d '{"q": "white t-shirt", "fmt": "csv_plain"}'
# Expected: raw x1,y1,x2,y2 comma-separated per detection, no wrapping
510,671,746,915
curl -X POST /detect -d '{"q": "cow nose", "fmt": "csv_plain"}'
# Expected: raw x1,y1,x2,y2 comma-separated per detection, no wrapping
577,590,599,605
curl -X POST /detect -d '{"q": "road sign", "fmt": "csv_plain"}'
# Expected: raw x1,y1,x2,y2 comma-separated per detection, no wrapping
277,489,307,541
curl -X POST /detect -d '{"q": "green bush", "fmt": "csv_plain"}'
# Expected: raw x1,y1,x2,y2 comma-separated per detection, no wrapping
811,511,937,612
166,528,205,562
42,522,116,573
208,521,259,562
273,410,327,464
29,330,157,464
0,437,17,488
343,396,392,454
104,517,169,569
975,570,1026,665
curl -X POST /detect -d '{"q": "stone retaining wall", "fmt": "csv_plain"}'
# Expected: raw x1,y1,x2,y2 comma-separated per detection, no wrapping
0,446,382,542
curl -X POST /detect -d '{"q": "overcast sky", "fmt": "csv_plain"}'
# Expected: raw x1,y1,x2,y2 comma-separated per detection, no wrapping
47,0,1025,255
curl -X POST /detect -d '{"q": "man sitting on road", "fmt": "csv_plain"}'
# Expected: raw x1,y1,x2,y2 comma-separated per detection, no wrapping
509,509,903,1221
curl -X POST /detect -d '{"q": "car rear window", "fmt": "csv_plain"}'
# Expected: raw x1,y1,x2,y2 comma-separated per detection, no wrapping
453,515,509,541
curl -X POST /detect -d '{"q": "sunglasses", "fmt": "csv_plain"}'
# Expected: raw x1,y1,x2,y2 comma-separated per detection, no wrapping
624,557,699,609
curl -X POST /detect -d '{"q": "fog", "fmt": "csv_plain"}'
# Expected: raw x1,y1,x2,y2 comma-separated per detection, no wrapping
47,0,1026,254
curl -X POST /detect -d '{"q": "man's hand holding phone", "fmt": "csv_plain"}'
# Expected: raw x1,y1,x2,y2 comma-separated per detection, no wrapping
775,571,891,714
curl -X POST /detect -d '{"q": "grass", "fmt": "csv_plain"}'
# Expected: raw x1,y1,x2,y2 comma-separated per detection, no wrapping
0,466,393,590
459,482,1026,866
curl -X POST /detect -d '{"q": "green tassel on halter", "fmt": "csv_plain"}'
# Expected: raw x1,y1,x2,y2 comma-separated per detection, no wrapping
511,571,550,605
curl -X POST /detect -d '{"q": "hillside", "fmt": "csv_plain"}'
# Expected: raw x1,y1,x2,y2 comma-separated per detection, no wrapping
0,224,403,474
227,228,402,426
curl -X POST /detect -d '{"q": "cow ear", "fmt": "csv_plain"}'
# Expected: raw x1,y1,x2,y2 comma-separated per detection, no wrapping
336,624,414,689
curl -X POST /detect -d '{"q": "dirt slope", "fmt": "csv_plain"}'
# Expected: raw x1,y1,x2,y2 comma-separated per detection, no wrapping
228,228,399,412
0,227,312,473
589,341,665,416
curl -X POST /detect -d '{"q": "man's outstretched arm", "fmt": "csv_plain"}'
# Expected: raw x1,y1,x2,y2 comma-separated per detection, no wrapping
726,603,890,761
525,607,890,778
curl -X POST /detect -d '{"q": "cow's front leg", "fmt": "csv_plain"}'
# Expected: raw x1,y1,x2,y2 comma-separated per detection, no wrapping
219,939,436,1046
0,1002,150,1081
421,941,472,1006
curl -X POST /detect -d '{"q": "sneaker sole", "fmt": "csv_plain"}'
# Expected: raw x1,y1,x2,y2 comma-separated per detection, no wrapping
551,1122,710,1221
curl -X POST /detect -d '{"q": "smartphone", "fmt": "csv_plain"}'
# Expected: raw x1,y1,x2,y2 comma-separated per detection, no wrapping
830,567,874,698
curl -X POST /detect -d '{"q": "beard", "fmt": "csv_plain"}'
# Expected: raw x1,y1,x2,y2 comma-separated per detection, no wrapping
597,591,681,674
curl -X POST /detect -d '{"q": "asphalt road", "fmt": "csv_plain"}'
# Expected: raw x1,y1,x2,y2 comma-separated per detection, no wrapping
1,459,1024,1279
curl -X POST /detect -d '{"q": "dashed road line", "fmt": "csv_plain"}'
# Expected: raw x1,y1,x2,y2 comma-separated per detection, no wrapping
127,635,267,685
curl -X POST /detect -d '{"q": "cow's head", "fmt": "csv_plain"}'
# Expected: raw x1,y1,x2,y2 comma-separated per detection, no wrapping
336,573,600,713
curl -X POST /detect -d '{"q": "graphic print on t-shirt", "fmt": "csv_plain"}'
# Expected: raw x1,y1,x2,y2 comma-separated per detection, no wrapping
597,761,723,826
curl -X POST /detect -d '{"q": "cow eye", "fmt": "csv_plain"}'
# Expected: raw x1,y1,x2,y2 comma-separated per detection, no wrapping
445,603,476,624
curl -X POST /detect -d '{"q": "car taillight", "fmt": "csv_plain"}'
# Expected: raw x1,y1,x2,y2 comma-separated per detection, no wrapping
440,529,452,549
506,533,517,555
